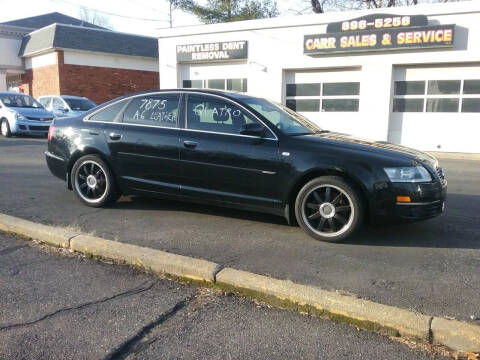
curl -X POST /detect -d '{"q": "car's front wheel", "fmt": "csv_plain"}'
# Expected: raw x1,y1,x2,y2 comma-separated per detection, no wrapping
295,176,364,242
71,155,118,207
1,119,12,137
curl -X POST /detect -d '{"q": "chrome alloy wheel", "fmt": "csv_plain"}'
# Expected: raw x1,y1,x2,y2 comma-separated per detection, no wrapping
74,160,109,204
301,184,354,238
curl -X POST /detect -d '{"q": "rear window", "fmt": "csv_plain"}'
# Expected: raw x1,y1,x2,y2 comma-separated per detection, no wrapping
65,98,96,111
89,100,128,122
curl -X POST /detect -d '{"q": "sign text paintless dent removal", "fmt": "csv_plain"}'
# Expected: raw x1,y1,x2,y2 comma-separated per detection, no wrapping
177,41,248,63
304,14,455,55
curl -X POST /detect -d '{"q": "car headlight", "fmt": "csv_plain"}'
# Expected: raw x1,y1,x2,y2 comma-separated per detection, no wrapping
14,112,27,121
384,166,432,183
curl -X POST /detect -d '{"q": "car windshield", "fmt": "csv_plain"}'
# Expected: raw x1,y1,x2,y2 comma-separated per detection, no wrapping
0,94,43,109
64,98,96,111
242,97,321,135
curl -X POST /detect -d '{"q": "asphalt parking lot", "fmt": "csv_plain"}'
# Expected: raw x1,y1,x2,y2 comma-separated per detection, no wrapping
0,232,445,359
1,136,479,323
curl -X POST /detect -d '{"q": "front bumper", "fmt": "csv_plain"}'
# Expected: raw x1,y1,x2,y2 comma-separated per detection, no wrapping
372,179,447,222
13,120,52,135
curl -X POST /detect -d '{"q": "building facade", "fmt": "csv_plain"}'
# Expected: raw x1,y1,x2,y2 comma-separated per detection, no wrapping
0,13,159,105
158,1,480,153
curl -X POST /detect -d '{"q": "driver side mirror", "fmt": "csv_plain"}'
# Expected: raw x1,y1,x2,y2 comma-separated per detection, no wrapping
240,123,265,137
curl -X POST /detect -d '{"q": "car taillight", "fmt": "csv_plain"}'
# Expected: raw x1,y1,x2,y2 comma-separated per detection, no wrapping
48,125,55,141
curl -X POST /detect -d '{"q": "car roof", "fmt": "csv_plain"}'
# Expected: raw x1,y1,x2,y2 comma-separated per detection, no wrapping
38,95,84,99
111,89,258,103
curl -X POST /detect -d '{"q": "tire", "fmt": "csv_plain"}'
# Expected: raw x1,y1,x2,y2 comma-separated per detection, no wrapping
71,155,118,208
294,176,364,242
1,119,12,138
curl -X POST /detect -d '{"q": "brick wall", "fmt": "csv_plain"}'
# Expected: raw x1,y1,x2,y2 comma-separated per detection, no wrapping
21,59,61,99
59,64,159,105
22,50,159,105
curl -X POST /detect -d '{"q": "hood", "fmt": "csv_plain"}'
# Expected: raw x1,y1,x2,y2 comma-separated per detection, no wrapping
13,107,53,119
298,131,438,167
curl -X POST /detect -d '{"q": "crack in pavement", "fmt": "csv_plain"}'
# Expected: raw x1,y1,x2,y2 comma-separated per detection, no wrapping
0,280,157,331
0,244,28,256
103,292,197,360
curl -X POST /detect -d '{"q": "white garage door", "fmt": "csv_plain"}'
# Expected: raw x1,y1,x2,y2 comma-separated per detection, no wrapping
179,61,248,93
284,68,362,135
389,65,480,153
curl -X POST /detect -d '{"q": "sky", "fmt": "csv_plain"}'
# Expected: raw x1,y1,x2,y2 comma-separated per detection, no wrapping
0,0,313,36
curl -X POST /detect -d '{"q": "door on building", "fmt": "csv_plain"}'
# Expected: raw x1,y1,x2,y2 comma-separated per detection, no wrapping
284,68,362,134
179,62,249,93
178,93,282,210
389,65,480,153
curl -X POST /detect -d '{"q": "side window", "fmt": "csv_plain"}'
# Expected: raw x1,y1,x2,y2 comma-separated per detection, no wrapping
122,95,179,128
52,97,64,109
186,95,258,136
89,99,129,122
38,97,51,107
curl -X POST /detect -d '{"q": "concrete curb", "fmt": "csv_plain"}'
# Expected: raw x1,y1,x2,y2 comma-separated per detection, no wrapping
70,235,219,283
1,213,479,353
215,267,430,340
0,213,78,248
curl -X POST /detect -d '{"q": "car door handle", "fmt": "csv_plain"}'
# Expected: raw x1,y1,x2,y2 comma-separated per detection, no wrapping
183,140,198,149
109,132,122,141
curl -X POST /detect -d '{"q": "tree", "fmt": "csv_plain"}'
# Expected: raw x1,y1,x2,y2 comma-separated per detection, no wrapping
299,0,464,14
78,6,113,29
177,0,279,24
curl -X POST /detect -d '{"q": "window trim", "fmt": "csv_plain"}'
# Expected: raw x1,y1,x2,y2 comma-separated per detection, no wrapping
84,91,278,140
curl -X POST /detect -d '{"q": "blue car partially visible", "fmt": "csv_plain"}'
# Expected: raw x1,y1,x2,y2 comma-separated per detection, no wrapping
0,92,54,137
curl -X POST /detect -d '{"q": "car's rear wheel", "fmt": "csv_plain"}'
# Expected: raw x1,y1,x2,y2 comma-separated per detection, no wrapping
1,119,12,137
71,155,118,207
294,176,364,242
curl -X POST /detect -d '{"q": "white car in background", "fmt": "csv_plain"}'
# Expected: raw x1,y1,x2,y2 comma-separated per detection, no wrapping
38,95,96,119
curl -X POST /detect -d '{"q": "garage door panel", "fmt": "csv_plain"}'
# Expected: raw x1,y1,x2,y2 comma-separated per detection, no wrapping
390,65,480,153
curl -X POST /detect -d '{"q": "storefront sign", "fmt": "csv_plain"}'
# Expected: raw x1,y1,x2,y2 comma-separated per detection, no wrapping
177,41,248,63
304,14,455,55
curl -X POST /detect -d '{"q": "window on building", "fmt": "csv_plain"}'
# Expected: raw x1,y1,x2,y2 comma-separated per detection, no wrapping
182,78,248,93
122,95,179,127
285,82,360,112
426,98,459,112
186,95,258,135
286,84,320,97
463,80,480,95
394,81,425,96
392,98,424,113
427,80,461,95
89,100,129,122
461,98,480,113
393,79,480,113
183,80,203,89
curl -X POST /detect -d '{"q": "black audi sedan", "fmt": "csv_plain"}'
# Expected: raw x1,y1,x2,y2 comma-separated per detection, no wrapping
45,89,447,242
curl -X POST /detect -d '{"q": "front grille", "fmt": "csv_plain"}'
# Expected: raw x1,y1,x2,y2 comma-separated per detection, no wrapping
26,116,53,121
435,166,446,185
28,125,49,131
